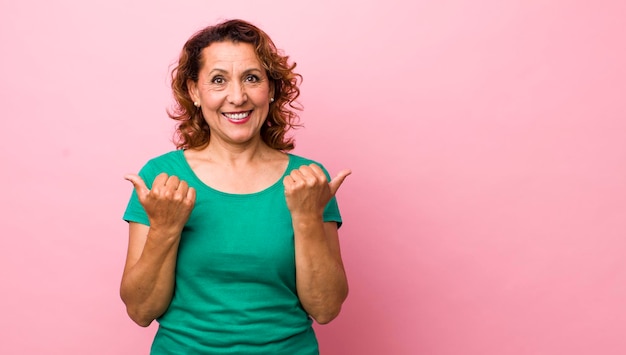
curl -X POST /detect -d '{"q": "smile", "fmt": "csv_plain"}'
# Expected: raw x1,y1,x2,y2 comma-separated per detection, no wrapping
223,111,251,121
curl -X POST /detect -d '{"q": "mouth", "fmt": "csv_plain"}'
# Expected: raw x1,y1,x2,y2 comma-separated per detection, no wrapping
223,110,252,123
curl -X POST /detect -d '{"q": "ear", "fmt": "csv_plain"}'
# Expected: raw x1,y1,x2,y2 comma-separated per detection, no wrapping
187,79,199,103
269,81,276,102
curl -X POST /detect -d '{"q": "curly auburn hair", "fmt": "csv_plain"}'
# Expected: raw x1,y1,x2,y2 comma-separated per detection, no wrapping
167,19,302,151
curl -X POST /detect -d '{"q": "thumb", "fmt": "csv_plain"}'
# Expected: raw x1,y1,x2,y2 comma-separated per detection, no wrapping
329,169,351,196
124,174,150,200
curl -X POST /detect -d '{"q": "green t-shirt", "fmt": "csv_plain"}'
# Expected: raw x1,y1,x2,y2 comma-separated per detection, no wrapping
123,150,342,354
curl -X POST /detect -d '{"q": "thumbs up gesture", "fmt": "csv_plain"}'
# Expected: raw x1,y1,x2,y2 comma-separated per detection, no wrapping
125,173,196,234
283,164,351,219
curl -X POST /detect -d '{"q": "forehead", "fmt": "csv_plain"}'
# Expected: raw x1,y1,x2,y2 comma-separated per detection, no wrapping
200,41,263,70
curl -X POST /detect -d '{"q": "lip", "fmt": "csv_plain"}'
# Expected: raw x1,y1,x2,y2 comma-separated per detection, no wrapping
222,110,252,124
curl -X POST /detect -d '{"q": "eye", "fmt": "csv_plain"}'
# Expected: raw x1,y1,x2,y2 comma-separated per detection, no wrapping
211,76,225,84
244,74,260,82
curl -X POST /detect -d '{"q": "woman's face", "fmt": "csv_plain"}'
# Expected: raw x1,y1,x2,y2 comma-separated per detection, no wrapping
188,41,274,148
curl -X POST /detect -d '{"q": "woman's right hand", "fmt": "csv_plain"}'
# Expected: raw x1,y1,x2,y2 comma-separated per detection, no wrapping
121,173,195,326
124,173,196,235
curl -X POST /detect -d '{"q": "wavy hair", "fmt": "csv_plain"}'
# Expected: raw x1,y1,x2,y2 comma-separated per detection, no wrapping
168,19,302,150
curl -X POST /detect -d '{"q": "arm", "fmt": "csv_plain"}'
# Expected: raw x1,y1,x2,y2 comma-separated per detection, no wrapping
284,164,351,324
120,223,181,326
293,219,348,324
119,173,196,327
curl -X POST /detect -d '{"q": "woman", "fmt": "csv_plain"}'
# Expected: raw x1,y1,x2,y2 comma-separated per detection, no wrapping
120,19,350,354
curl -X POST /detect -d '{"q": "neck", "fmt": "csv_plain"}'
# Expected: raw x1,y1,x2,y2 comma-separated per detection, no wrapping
200,138,276,166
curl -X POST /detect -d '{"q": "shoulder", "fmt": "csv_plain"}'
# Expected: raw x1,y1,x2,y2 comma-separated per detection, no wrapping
287,153,331,176
141,150,184,169
137,150,187,181
287,153,324,167
145,150,182,164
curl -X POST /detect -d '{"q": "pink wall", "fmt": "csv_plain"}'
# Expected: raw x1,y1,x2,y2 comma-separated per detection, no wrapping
2,0,625,354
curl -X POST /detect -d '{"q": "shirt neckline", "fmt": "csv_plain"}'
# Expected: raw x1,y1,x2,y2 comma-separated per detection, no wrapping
176,149,293,197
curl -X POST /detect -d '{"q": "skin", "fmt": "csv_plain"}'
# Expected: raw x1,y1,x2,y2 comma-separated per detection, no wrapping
120,41,350,327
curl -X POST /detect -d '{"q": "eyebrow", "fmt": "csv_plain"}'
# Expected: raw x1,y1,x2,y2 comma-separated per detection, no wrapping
207,67,264,76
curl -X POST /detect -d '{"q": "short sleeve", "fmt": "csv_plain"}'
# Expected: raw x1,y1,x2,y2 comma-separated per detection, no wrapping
122,162,157,226
319,165,343,228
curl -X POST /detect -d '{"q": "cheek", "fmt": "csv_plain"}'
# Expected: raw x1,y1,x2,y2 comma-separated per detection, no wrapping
201,91,224,106
251,87,271,103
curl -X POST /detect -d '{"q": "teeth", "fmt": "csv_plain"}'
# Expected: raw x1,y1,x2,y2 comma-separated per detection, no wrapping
224,112,249,120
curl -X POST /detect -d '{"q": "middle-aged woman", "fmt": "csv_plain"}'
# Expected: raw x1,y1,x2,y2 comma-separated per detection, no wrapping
120,19,350,354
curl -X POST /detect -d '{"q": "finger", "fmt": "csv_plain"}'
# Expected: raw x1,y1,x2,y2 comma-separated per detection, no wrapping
289,169,305,184
308,164,329,182
124,174,150,200
328,169,352,196
297,164,314,176
175,180,189,199
283,175,295,190
293,165,321,183
296,165,321,185
186,186,196,202
166,175,181,188
152,173,169,187
150,173,170,195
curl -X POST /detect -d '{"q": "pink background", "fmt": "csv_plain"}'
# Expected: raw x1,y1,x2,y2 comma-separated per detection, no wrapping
2,0,625,354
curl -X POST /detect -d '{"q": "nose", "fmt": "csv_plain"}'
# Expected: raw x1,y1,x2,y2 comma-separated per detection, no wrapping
227,81,247,106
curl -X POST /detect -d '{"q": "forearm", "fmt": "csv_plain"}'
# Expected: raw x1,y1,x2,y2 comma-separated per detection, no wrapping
120,230,180,327
293,217,348,324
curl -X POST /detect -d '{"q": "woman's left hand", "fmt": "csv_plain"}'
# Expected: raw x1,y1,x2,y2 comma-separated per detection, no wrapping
283,164,351,219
